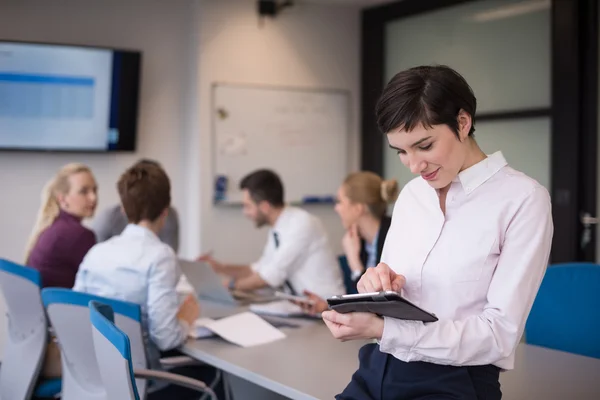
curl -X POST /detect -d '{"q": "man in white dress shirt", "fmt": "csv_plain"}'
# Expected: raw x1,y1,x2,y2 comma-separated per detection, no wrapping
200,169,345,300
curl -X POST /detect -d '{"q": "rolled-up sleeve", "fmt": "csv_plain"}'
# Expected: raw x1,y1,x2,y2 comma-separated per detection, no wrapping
146,253,188,351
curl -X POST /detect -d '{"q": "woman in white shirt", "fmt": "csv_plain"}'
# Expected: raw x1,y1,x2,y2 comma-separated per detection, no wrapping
322,65,554,399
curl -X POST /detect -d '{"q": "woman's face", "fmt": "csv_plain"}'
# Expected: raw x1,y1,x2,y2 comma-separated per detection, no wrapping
58,171,98,219
387,112,472,190
334,185,362,229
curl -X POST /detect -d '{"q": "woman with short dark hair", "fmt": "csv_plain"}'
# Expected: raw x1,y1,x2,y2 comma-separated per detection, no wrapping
323,65,554,399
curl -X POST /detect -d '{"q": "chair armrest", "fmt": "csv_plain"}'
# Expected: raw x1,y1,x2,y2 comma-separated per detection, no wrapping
133,368,216,399
160,355,205,369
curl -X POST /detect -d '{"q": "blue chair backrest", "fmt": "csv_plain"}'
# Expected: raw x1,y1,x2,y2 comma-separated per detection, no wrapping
41,288,148,399
525,263,600,358
338,255,357,294
0,258,49,400
90,301,140,400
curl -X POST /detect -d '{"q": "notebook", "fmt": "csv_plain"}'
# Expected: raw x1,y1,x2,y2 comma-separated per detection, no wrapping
188,312,286,347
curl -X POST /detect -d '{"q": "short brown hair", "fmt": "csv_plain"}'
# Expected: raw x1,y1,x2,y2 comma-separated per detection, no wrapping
117,163,171,223
239,169,284,207
376,65,477,138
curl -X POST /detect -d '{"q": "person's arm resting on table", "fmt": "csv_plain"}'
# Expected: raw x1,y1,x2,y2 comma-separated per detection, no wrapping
380,188,553,366
230,272,270,291
197,253,253,279
215,263,253,279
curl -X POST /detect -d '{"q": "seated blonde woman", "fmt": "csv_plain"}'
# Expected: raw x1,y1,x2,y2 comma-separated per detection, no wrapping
24,163,98,378
299,171,399,314
25,163,98,288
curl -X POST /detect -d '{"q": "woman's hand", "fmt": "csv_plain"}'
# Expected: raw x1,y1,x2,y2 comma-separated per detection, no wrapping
322,310,384,341
357,262,406,293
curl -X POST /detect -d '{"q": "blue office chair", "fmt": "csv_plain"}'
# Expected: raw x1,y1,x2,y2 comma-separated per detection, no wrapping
42,288,219,399
525,263,600,359
89,301,140,400
89,301,217,400
42,288,143,399
0,258,61,399
338,255,357,294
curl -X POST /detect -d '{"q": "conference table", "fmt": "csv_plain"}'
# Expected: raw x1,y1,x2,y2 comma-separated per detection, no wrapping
180,302,600,400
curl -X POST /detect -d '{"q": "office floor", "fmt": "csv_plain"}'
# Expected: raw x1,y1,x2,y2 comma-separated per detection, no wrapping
227,373,289,400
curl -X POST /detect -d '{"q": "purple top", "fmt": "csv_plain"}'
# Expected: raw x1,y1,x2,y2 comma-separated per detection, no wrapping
27,209,96,288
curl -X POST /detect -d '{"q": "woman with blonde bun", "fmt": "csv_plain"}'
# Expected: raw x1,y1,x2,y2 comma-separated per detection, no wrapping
299,171,399,314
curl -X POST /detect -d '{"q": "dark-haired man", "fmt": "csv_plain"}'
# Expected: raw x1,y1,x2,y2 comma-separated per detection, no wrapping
200,169,345,299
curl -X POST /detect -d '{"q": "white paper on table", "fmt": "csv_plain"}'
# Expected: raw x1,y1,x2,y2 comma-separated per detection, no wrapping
189,312,286,347
189,318,216,339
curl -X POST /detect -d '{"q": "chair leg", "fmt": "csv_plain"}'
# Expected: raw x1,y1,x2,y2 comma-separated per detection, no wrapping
223,372,233,400
199,369,222,400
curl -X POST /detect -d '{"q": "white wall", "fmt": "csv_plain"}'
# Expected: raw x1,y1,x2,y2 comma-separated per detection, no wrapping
196,0,361,262
383,0,551,189
0,0,360,356
0,0,200,261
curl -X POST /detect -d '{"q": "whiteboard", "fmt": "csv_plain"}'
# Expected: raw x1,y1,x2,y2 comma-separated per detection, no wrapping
212,83,350,204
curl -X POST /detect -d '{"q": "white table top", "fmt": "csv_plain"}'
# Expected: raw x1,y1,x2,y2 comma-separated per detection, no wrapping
500,344,600,399
180,302,600,400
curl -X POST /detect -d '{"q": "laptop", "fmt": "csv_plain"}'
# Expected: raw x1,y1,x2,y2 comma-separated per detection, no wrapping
178,259,277,306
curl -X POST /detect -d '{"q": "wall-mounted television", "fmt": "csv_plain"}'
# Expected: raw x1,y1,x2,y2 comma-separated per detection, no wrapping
0,40,141,152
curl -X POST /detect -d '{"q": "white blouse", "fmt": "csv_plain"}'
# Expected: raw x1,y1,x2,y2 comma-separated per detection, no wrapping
379,152,553,370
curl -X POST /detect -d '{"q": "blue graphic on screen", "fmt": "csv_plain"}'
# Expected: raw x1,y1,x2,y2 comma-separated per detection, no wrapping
0,72,95,119
0,42,114,150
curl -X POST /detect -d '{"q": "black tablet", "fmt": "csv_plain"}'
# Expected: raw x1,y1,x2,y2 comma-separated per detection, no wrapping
326,291,438,323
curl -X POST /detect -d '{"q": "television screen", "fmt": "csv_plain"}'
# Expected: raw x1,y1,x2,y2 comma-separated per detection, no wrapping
0,41,141,152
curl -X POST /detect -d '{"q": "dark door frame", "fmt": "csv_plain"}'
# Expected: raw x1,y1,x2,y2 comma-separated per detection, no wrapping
361,0,598,263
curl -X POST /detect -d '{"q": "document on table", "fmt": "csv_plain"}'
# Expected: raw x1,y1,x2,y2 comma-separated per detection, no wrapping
189,311,286,347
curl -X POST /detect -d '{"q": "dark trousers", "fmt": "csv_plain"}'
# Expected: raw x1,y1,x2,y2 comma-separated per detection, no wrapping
337,343,502,400
147,350,225,400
